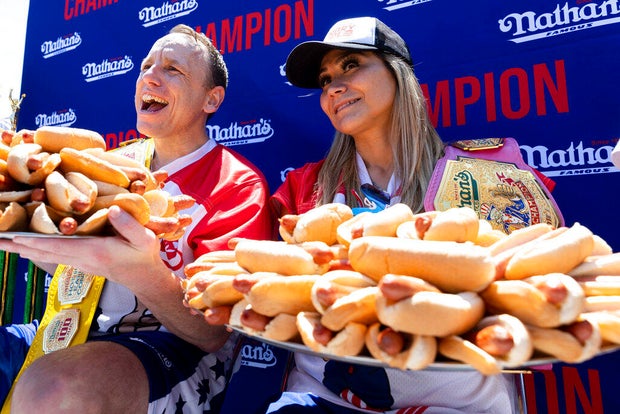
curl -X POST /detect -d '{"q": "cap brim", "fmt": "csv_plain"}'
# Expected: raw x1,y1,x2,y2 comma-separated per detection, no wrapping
285,41,377,89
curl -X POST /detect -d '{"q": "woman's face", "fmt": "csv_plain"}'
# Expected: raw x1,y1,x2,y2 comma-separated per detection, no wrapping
318,50,396,139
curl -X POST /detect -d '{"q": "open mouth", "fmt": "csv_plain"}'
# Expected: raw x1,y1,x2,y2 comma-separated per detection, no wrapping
141,93,168,112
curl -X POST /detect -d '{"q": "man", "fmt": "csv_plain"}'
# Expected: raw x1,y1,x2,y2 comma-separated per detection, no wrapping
0,24,273,413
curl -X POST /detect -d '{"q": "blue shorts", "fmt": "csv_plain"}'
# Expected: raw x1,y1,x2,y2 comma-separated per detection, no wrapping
0,321,39,405
0,324,234,413
90,331,235,413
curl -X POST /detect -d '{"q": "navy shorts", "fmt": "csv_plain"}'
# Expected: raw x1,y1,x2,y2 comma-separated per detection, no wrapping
90,331,235,413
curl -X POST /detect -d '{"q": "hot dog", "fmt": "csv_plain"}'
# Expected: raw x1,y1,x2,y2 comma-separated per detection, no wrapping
582,310,620,345
183,270,246,311
474,219,507,247
438,314,534,375
7,143,61,185
0,201,28,231
310,269,376,315
59,147,131,188
503,223,594,280
233,239,332,275
568,253,620,278
375,275,485,337
396,207,480,243
184,250,238,278
296,311,367,357
348,236,496,292
480,273,585,328
365,323,437,370
45,171,97,215
527,317,601,363
576,275,620,297
33,126,106,153
245,275,320,317
319,286,379,332
229,298,300,342
336,203,415,247
279,203,353,245
81,147,159,191
91,193,151,225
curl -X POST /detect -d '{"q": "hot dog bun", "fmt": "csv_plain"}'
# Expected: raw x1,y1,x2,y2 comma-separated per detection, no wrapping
91,193,151,225
480,273,585,328
0,201,28,231
527,317,601,363
568,253,620,278
279,203,353,245
582,311,620,345
319,286,379,332
365,323,437,370
33,126,106,153
60,147,131,188
348,236,495,292
504,223,594,280
246,275,320,317
310,269,376,315
7,143,61,185
438,314,533,375
230,298,300,342
234,239,331,275
398,207,480,243
45,171,98,214
296,311,367,357
376,275,485,337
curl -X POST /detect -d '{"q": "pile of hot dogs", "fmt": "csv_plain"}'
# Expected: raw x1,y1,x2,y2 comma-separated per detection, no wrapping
184,203,620,375
0,126,194,239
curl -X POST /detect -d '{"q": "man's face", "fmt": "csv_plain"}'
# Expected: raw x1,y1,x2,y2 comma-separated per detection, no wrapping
135,33,212,140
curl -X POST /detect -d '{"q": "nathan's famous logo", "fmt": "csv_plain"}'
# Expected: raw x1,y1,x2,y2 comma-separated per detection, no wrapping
498,1,620,43
378,0,432,11
35,109,77,128
240,342,278,368
41,32,81,59
452,170,480,211
82,56,134,82
520,140,618,177
139,0,198,28
208,118,274,146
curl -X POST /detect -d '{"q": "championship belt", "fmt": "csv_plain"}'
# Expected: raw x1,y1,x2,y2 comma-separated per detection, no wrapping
424,137,564,235
1,139,155,413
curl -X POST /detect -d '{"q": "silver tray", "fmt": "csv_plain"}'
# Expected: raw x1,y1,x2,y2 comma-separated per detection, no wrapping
227,325,620,373
0,231,97,239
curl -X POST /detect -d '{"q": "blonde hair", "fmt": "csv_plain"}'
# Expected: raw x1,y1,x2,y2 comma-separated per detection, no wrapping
316,54,444,213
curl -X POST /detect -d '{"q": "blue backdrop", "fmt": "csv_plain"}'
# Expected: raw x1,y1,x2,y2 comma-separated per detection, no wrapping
16,1,620,411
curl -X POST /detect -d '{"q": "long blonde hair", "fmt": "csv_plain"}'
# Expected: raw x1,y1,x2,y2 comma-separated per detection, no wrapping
316,53,445,213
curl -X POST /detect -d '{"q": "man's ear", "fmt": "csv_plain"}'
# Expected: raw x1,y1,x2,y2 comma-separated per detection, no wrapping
204,85,225,114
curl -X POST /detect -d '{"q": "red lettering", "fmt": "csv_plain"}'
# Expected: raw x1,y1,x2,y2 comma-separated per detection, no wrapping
264,9,272,46
64,0,75,20
422,80,451,128
454,76,481,126
484,72,497,122
422,60,568,127
196,0,313,53
523,373,539,414
500,67,531,119
245,12,263,50
541,370,561,413
220,16,243,54
64,0,119,20
105,129,143,150
562,366,603,414
534,60,569,115
274,5,292,43
295,0,314,39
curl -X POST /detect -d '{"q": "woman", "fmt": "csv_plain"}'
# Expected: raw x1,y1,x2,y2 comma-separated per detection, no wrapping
268,17,521,413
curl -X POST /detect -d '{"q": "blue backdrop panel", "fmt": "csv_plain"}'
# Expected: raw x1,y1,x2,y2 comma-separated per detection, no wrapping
17,1,620,411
